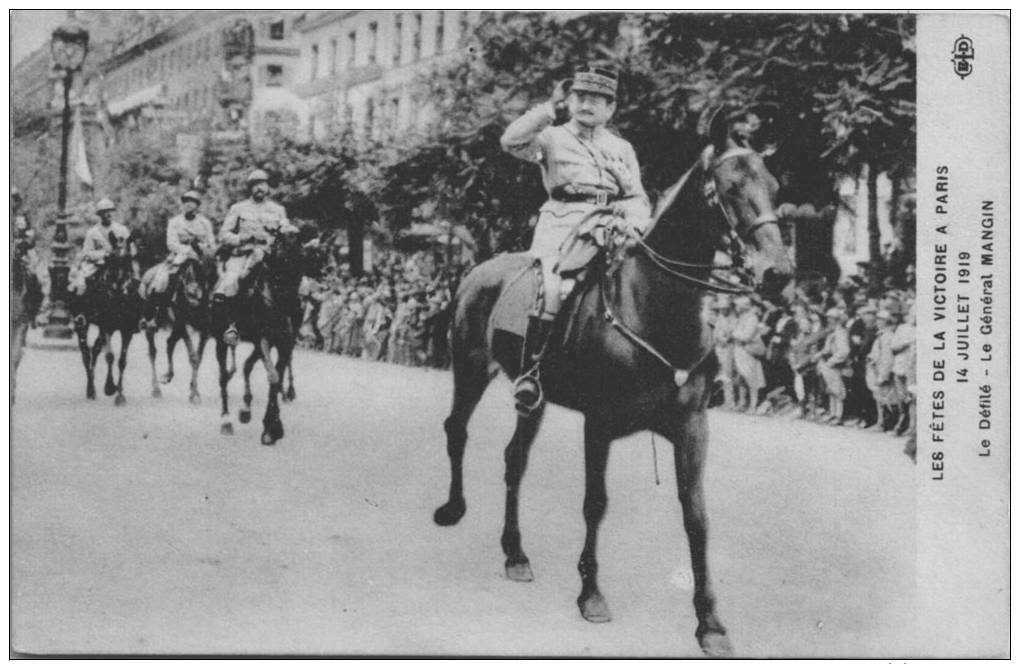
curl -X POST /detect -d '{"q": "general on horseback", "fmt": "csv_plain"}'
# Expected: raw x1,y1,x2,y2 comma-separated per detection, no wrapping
69,197,140,323
500,65,651,413
434,62,794,656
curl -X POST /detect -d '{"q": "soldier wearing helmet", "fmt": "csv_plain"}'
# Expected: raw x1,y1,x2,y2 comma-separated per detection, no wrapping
499,64,652,412
213,169,297,345
141,189,217,328
69,197,137,302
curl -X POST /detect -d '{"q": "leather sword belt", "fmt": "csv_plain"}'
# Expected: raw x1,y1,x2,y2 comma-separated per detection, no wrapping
549,186,619,206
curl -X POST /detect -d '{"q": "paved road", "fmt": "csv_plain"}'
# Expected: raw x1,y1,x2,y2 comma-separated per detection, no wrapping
12,332,918,656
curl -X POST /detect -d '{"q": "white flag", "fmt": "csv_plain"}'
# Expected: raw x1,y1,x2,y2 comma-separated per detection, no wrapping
72,106,93,188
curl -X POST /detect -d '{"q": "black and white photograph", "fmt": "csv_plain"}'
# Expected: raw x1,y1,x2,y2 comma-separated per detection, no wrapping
9,9,1008,658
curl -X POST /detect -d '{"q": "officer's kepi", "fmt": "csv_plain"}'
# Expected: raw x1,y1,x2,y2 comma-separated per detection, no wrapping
571,65,618,100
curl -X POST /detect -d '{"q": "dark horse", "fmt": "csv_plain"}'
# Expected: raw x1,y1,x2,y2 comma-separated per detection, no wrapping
72,231,144,405
210,231,307,445
11,236,44,404
434,109,794,656
142,246,219,403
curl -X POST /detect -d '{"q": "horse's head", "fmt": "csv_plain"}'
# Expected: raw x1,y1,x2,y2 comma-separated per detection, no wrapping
698,104,794,300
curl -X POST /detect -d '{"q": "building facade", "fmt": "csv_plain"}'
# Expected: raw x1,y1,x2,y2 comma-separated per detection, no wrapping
97,10,304,139
292,10,481,140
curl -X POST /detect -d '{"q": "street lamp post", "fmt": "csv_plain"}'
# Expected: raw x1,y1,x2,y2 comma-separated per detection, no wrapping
43,14,89,339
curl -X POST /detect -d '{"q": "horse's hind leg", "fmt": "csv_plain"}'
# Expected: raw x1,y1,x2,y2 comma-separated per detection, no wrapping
146,326,162,398
577,415,613,621
239,347,261,424
501,407,544,582
113,330,132,406
658,408,732,657
434,348,491,526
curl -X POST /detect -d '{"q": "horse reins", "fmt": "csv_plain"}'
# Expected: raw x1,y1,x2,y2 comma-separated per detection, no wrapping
598,146,779,385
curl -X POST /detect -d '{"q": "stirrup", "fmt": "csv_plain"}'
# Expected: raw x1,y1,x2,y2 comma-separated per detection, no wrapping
512,371,544,416
222,324,239,347
72,314,87,330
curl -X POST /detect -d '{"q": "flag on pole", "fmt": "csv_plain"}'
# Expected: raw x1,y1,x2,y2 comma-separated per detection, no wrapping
71,106,93,189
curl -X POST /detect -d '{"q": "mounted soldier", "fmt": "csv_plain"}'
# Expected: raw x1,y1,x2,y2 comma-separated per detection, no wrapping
69,197,139,325
212,169,297,345
500,64,652,412
142,189,217,329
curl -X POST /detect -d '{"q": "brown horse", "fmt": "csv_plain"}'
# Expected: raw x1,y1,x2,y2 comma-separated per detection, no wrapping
142,248,218,403
433,109,794,656
71,231,143,405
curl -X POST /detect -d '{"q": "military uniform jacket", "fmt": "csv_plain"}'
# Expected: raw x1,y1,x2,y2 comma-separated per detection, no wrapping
167,213,216,261
500,103,652,256
82,221,131,264
219,198,292,254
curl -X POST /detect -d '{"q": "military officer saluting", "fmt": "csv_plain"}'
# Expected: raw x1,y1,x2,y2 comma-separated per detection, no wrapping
500,64,652,411
142,189,217,327
213,168,297,345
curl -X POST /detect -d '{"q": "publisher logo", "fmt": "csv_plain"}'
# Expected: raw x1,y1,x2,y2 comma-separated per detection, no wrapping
951,35,974,80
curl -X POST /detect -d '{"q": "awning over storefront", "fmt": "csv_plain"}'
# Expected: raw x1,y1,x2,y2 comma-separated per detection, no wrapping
106,83,165,117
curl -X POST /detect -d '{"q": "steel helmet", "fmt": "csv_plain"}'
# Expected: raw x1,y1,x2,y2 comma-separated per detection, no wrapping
95,198,116,213
181,189,202,203
246,169,270,186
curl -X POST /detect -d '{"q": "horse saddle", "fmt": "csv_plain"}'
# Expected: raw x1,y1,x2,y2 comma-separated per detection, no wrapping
490,248,602,339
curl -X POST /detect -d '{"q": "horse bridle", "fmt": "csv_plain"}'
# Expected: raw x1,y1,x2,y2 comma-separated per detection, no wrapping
633,146,780,295
600,145,782,385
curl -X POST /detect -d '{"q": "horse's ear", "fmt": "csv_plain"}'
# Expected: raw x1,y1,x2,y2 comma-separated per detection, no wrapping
697,105,731,153
743,102,784,155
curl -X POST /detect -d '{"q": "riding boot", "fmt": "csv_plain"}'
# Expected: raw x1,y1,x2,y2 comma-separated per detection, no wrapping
512,315,555,415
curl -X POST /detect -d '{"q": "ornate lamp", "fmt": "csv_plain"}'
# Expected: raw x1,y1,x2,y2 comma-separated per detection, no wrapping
43,14,90,338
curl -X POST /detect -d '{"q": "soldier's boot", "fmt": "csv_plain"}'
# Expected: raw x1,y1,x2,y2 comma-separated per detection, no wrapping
512,315,555,416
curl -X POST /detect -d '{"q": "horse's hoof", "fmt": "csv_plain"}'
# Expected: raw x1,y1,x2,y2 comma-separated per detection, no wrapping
433,500,466,526
268,420,284,440
160,373,174,385
189,393,201,406
104,382,116,397
261,431,277,446
220,422,234,435
698,630,733,658
505,559,534,583
578,591,612,623
114,394,126,407
284,386,296,401
238,409,251,424
86,387,96,400
151,387,162,399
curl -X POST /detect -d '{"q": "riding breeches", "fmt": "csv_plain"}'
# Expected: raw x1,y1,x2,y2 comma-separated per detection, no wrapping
214,251,262,298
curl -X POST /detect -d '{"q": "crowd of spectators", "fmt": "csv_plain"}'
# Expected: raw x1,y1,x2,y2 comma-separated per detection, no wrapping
297,248,464,369
705,278,917,455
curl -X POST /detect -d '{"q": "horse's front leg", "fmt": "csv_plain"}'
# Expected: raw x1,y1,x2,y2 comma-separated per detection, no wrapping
75,320,97,399
239,346,261,424
216,340,234,434
261,340,289,446
577,415,613,622
161,325,181,385
282,362,296,402
113,330,132,406
102,331,117,397
187,329,209,405
501,407,544,581
145,325,162,398
657,406,732,657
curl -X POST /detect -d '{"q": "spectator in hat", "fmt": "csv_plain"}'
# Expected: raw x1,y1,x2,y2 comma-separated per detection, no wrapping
817,307,851,423
866,304,897,431
890,299,916,436
731,295,766,411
